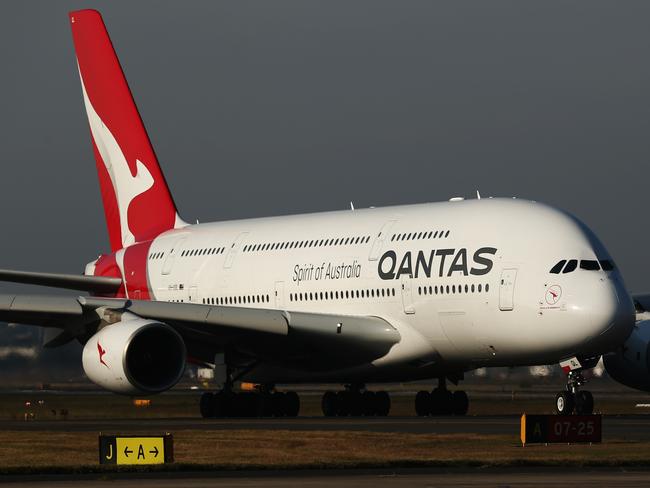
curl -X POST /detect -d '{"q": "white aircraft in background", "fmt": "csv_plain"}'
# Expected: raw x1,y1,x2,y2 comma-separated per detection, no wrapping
1,9,647,418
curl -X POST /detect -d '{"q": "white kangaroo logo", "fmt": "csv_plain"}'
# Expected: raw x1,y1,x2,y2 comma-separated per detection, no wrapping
79,68,154,248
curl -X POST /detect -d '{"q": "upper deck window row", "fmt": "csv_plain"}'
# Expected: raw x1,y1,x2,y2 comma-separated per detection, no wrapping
243,236,371,253
181,247,226,257
391,230,450,242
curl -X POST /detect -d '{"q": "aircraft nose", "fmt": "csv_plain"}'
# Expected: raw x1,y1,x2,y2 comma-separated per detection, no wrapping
584,277,635,353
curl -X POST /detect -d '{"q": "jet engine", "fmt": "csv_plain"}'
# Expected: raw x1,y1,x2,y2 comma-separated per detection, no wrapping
603,320,650,391
82,316,186,395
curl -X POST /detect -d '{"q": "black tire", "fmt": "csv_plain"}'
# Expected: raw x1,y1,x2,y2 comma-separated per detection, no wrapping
375,391,391,417
285,391,300,417
361,390,377,416
220,391,236,417
415,390,430,416
575,390,594,415
271,391,287,417
349,391,364,417
430,388,453,416
322,391,338,417
555,391,575,415
199,392,215,418
452,390,469,416
261,393,274,417
337,391,351,417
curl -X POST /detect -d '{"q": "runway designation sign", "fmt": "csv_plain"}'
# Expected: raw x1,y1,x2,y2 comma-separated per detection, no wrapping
520,414,601,446
99,434,173,465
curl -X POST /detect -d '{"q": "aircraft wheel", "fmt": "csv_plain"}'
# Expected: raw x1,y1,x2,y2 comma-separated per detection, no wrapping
415,391,430,416
452,390,469,416
336,391,352,416
555,391,575,415
430,388,453,416
361,390,377,416
199,392,215,418
271,391,288,417
322,391,338,417
285,391,300,417
575,390,594,415
349,391,364,417
375,391,391,416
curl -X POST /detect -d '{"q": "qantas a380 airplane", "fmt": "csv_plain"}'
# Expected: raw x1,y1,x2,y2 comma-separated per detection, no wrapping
1,9,649,418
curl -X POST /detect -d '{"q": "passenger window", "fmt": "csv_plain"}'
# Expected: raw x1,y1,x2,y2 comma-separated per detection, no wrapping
550,260,566,274
562,260,578,273
580,260,600,271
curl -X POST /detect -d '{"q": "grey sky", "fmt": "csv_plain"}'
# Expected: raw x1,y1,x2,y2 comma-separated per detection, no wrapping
0,0,649,295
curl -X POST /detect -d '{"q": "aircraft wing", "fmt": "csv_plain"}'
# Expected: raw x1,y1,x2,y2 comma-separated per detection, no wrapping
0,294,400,369
0,269,122,294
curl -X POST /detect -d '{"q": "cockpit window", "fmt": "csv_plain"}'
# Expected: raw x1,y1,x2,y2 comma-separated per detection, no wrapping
600,260,615,271
550,260,566,274
580,260,600,271
562,259,578,273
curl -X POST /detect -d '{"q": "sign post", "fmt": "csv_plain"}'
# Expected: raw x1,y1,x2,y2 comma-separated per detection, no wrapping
521,414,602,446
99,434,173,465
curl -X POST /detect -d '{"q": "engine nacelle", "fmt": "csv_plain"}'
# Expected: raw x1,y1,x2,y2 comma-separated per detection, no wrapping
82,316,186,395
603,320,650,392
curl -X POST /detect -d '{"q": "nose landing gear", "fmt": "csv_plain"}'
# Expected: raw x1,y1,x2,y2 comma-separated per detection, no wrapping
555,369,594,415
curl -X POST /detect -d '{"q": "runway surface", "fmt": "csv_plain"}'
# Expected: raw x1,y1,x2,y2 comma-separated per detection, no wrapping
5,468,650,487
2,414,650,440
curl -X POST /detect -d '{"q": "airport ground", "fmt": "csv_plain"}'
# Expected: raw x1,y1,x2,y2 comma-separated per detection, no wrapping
1,378,650,485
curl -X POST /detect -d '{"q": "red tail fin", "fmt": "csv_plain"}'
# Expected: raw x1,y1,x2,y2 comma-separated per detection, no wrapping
69,10,184,251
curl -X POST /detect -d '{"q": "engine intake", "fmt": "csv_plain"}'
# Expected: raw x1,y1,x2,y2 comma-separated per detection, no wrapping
82,316,186,395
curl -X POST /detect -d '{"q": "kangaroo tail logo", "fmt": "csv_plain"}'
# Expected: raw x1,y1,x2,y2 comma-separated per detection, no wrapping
97,341,108,368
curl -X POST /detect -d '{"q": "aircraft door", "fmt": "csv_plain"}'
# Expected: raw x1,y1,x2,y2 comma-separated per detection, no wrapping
274,281,285,308
188,285,199,304
499,268,517,311
224,232,249,269
400,275,415,314
369,220,397,261
161,237,187,275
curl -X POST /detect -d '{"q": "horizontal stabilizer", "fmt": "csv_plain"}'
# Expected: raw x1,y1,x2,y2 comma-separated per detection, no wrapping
0,269,122,294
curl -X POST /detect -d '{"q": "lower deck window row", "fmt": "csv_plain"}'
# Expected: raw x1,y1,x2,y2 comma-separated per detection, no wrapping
418,283,489,295
290,288,396,302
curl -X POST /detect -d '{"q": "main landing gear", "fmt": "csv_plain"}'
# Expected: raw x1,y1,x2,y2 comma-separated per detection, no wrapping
415,378,469,416
555,370,594,415
321,385,391,417
200,388,300,418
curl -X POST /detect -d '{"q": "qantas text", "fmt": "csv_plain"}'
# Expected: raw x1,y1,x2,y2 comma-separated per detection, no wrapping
378,247,497,280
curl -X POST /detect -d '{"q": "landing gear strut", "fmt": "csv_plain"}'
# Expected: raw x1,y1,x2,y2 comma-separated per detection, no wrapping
415,378,469,416
321,385,391,417
555,370,594,415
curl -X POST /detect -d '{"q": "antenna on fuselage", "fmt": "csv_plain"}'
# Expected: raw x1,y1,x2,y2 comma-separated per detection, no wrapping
350,201,355,211
476,190,481,200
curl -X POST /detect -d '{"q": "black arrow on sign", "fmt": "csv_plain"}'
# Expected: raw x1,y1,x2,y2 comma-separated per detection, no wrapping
124,446,133,457
149,446,159,457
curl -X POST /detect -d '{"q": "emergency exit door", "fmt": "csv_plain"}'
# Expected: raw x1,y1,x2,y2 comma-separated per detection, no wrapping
499,268,517,311
401,275,415,314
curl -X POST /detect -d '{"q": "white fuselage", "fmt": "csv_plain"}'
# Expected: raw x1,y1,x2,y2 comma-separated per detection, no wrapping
125,197,634,383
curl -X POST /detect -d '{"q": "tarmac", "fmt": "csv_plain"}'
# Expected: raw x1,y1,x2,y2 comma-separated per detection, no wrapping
4,467,650,487
2,414,650,440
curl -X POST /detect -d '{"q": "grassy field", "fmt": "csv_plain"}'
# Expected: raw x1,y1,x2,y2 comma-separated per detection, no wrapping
1,430,650,473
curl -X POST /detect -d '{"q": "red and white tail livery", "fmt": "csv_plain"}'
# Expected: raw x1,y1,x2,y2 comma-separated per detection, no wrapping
70,9,185,251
